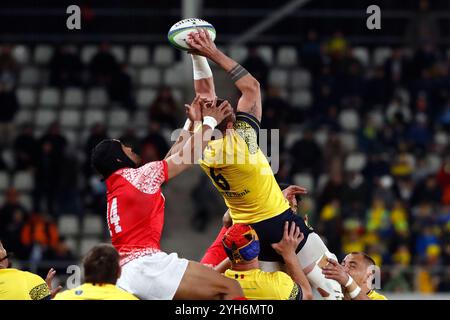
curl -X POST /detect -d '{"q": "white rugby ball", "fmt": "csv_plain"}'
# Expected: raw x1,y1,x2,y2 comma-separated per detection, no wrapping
167,18,216,51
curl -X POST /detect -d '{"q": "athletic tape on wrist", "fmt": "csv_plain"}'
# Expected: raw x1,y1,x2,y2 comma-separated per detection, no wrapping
228,64,249,82
345,276,354,288
349,286,361,299
183,119,192,131
191,55,212,80
202,116,217,130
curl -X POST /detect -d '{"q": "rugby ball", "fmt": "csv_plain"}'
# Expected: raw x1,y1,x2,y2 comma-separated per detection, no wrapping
168,18,216,51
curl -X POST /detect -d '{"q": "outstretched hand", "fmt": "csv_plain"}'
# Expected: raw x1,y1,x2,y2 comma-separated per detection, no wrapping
282,185,308,212
185,94,204,123
271,221,304,258
45,268,63,299
322,258,349,286
202,97,233,124
186,28,218,59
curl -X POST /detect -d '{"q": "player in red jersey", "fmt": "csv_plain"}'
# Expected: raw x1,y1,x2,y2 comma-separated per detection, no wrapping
91,97,244,300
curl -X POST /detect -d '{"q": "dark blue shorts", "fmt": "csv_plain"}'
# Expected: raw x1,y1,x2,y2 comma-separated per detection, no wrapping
250,208,314,262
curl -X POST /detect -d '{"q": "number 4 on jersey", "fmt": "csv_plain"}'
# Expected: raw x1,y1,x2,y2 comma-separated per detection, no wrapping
108,197,122,235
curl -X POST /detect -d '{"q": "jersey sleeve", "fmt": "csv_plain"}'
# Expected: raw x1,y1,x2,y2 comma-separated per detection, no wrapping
26,272,51,300
274,271,301,300
233,112,260,155
120,160,168,194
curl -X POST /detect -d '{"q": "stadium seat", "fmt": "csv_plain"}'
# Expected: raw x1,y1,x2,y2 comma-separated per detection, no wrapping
64,237,78,254
345,153,367,172
373,47,392,66
111,45,126,63
63,130,77,147
140,67,161,87
368,109,384,130
60,110,81,128
137,88,157,109
14,110,34,125
35,110,57,128
108,109,130,129
87,87,108,108
427,153,442,173
228,46,248,63
82,214,104,236
291,91,313,109
163,64,184,87
285,131,303,149
276,46,298,67
133,110,148,129
108,129,122,139
62,87,84,109
12,45,30,64
340,133,357,152
80,238,101,257
435,131,449,148
33,45,54,65
129,45,150,66
352,47,370,67
256,45,274,64
12,171,34,192
39,87,60,108
172,89,183,104
317,174,329,194
81,45,98,64
293,173,314,193
291,68,312,89
338,109,359,131
268,69,289,87
19,193,32,211
0,171,9,191
153,45,174,66
84,110,106,128
19,67,41,86
17,87,36,109
314,129,328,147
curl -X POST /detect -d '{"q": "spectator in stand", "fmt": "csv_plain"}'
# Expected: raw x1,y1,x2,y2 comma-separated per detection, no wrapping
89,42,119,86
140,121,169,164
290,128,322,182
405,0,440,50
84,123,109,179
411,174,442,206
108,63,137,116
242,46,269,89
48,45,83,87
0,188,29,259
386,96,412,124
300,30,322,74
33,122,67,216
148,86,179,129
439,100,450,131
13,123,38,170
0,44,20,146
437,153,450,205
384,48,409,87
407,113,432,152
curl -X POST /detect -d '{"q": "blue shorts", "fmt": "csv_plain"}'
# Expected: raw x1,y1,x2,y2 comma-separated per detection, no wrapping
250,208,314,262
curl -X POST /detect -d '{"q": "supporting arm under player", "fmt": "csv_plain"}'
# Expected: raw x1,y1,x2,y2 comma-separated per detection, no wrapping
186,28,262,121
165,98,232,179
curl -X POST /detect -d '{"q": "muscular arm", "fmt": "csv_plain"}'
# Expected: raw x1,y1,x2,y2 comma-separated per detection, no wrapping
187,29,262,121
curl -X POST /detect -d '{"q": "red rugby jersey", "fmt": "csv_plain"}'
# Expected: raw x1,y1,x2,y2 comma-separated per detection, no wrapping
105,160,168,265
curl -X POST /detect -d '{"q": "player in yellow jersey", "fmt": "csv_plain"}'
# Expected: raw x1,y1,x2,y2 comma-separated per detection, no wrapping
178,29,343,299
54,244,138,300
322,252,388,300
0,240,60,300
222,222,313,300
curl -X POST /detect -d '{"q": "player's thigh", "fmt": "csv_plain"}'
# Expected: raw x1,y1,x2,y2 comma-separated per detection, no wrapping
173,261,241,300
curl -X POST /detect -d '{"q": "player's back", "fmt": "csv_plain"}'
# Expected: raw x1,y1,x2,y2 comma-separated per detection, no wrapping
224,268,300,300
200,112,289,224
104,160,168,265
54,283,138,300
0,268,50,300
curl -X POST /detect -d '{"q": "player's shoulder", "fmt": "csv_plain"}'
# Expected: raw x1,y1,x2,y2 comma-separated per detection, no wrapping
368,290,388,300
234,112,260,132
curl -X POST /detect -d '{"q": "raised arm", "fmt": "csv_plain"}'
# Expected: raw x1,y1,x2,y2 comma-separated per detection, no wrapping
187,29,262,122
165,98,232,180
271,222,314,300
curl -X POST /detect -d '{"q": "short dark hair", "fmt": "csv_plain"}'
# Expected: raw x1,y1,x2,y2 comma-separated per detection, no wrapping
351,252,376,267
83,244,120,285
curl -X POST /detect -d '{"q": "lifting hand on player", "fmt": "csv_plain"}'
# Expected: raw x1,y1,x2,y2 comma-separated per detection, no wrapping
201,98,233,125
45,268,63,299
185,94,204,123
271,221,304,259
186,28,217,59
322,258,349,286
281,185,308,212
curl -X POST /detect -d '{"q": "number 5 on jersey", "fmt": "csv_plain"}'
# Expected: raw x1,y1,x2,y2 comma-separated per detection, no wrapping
108,197,122,235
